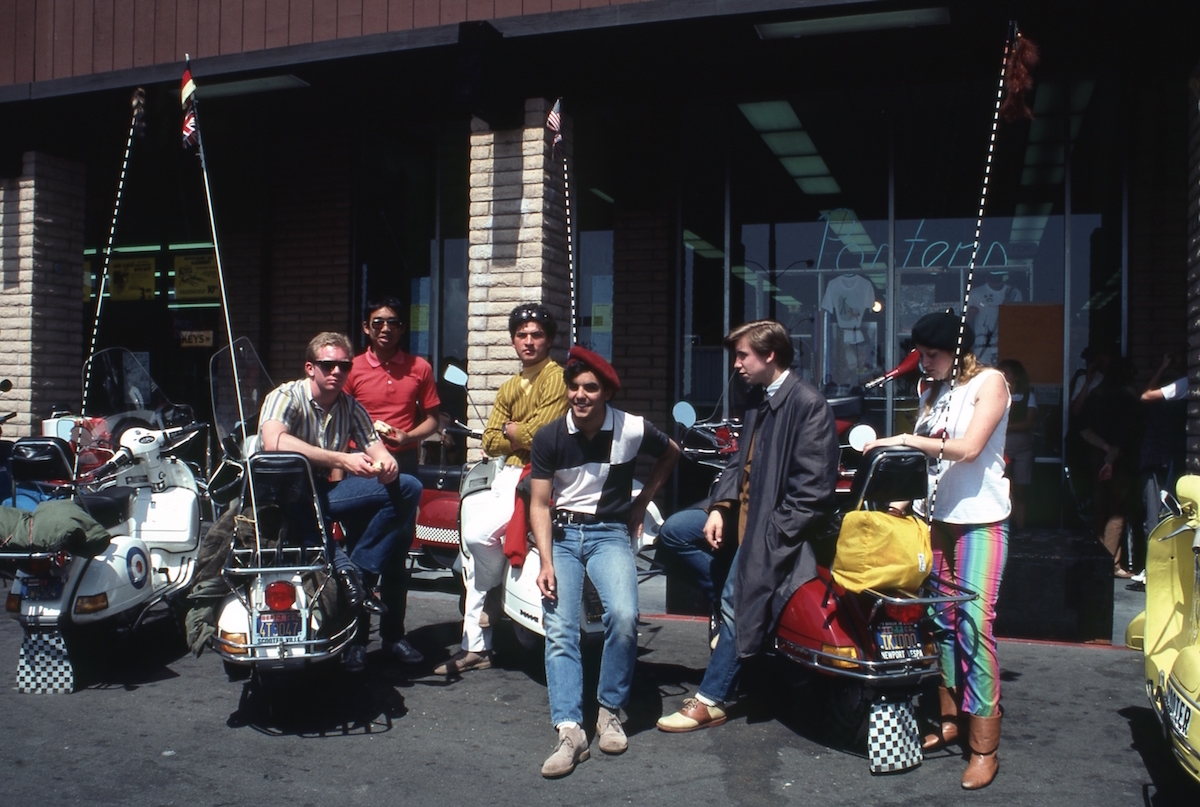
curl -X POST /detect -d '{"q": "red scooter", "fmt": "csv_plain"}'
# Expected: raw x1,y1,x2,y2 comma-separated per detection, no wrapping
774,442,976,774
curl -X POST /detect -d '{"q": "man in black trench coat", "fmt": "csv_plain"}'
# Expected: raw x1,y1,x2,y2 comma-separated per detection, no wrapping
658,320,839,732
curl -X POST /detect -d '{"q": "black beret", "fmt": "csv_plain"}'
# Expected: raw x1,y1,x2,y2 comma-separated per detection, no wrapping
911,311,974,354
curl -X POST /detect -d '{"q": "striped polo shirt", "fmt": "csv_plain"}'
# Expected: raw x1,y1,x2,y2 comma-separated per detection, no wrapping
258,378,378,454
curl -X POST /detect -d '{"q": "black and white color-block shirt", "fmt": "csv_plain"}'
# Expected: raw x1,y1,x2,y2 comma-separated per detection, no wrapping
531,406,672,525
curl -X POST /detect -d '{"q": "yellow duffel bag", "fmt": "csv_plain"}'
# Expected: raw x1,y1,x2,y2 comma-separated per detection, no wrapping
830,509,932,594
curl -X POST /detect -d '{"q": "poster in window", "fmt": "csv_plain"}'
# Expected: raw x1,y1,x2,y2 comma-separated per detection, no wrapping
109,257,155,301
174,254,219,300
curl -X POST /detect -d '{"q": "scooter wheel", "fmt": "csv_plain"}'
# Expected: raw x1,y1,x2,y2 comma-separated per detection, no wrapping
823,678,871,747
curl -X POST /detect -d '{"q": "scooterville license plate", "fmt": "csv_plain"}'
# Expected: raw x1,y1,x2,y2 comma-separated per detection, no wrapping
874,622,922,661
256,611,303,642
23,578,64,602
1165,683,1193,737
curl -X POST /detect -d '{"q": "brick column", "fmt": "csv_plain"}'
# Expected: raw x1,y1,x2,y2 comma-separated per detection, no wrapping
0,152,85,436
465,98,570,432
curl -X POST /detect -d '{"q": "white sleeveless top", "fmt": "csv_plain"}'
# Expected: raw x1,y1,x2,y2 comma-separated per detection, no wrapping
913,368,1011,525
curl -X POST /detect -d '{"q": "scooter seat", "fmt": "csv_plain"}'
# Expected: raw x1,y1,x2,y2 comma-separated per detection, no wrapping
79,486,136,529
417,464,464,492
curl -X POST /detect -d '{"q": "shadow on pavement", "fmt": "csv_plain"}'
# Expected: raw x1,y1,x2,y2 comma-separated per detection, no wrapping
1119,704,1200,806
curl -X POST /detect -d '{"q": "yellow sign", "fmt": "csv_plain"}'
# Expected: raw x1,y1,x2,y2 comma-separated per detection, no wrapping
174,254,219,300
591,304,613,332
109,257,156,300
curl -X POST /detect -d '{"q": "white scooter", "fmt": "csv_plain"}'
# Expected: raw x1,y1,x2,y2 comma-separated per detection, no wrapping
204,339,357,678
444,365,663,649
0,348,206,693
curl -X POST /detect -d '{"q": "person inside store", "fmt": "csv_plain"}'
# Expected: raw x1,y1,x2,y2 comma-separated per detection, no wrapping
345,295,442,477
1077,356,1142,578
530,346,679,778
656,321,838,735
434,303,568,677
997,359,1037,530
259,331,424,674
1133,352,1188,581
864,310,1010,790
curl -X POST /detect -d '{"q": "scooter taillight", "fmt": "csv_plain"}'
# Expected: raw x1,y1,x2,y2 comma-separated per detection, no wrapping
264,581,297,611
22,550,70,576
883,601,925,624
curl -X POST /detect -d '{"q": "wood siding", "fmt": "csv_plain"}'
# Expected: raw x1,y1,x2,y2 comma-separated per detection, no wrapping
0,0,661,88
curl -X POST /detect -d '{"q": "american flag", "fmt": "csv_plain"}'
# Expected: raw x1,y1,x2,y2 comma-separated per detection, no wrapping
181,68,198,149
546,98,562,157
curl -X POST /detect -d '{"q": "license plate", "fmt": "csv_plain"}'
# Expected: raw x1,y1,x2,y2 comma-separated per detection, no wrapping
23,578,64,602
256,611,303,642
874,622,923,661
1166,684,1193,737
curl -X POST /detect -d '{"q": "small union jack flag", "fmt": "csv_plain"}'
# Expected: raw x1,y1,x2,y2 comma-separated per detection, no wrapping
181,68,198,149
546,98,562,157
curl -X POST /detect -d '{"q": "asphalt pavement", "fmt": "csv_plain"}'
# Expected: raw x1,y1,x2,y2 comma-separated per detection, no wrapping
0,569,1195,807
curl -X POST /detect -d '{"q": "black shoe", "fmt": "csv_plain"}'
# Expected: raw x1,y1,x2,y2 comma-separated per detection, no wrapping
338,567,387,615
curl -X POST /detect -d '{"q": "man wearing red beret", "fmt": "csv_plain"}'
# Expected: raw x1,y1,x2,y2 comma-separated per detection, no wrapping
530,346,680,778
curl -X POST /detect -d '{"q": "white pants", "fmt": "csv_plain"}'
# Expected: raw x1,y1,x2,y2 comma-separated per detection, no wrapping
459,464,522,651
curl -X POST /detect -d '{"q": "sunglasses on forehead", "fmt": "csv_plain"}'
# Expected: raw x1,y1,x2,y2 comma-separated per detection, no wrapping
370,317,402,329
513,307,551,323
313,359,353,373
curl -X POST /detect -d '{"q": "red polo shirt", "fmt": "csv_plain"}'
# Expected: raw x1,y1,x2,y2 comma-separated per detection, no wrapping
345,347,440,455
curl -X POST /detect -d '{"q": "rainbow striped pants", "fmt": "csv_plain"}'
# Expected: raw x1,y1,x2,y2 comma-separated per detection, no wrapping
930,520,1008,718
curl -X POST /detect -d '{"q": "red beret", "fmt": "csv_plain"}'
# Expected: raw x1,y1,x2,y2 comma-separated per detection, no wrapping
567,345,621,392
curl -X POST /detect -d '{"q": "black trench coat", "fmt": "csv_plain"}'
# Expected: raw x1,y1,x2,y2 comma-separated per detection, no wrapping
711,372,839,658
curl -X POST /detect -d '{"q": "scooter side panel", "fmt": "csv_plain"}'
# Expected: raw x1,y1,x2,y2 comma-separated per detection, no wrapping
1142,513,1194,695
775,571,856,649
70,536,154,624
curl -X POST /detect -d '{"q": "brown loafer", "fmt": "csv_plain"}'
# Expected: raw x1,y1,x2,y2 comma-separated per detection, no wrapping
657,698,727,732
433,649,492,676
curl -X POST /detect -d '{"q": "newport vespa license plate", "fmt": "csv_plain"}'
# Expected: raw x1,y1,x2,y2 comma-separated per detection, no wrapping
256,611,303,642
23,578,64,602
875,622,923,661
1166,682,1193,737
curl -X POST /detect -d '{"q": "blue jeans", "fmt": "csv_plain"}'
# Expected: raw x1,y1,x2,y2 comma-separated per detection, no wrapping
656,507,732,606
544,523,639,727
323,473,422,642
698,548,740,704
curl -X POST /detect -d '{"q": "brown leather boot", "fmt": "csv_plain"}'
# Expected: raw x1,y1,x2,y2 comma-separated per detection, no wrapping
961,713,1001,790
922,686,960,751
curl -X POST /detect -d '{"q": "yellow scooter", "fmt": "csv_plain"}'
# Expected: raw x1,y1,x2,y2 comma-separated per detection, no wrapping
1126,476,1200,785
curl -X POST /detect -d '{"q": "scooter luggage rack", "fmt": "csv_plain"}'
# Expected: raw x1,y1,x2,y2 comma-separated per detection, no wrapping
214,452,355,666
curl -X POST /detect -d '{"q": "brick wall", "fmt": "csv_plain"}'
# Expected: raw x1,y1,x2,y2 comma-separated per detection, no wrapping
465,97,570,432
0,152,85,436
612,207,674,440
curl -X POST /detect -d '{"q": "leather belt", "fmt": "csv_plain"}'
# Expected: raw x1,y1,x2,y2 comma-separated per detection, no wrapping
554,510,599,526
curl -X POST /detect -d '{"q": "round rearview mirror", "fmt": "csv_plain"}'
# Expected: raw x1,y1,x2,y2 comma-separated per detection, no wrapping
443,365,468,388
672,401,697,429
848,423,876,453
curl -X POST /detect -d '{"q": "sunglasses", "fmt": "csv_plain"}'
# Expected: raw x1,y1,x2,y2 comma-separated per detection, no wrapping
513,307,551,322
313,360,353,373
370,317,402,330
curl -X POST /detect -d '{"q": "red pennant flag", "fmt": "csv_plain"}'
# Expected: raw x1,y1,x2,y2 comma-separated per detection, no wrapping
181,68,198,149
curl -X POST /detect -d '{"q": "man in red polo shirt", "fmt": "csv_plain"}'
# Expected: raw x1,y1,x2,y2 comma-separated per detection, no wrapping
344,295,442,665
346,295,442,477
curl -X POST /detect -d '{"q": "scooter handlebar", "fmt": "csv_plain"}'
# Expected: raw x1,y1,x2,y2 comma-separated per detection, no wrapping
81,446,134,481
863,349,921,390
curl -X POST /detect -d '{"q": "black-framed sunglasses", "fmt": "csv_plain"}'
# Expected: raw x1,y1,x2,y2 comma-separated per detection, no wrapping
313,359,353,373
513,307,551,323
370,317,402,330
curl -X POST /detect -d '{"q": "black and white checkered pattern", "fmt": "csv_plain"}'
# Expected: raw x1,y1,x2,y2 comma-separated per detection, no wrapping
867,697,922,774
15,629,75,695
415,524,459,546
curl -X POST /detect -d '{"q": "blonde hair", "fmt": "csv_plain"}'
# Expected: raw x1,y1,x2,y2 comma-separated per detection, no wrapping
921,352,985,417
305,332,353,363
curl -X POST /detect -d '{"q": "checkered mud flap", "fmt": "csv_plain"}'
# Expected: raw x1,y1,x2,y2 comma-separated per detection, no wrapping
867,697,922,774
16,629,75,694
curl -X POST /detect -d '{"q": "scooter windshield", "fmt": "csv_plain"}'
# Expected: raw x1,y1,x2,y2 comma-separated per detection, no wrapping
209,337,274,447
62,348,190,454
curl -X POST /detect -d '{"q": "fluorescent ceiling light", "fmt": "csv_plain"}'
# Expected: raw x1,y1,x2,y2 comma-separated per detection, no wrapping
197,74,309,99
762,131,816,156
590,188,615,203
756,8,950,39
738,101,801,132
797,177,841,194
781,155,830,177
